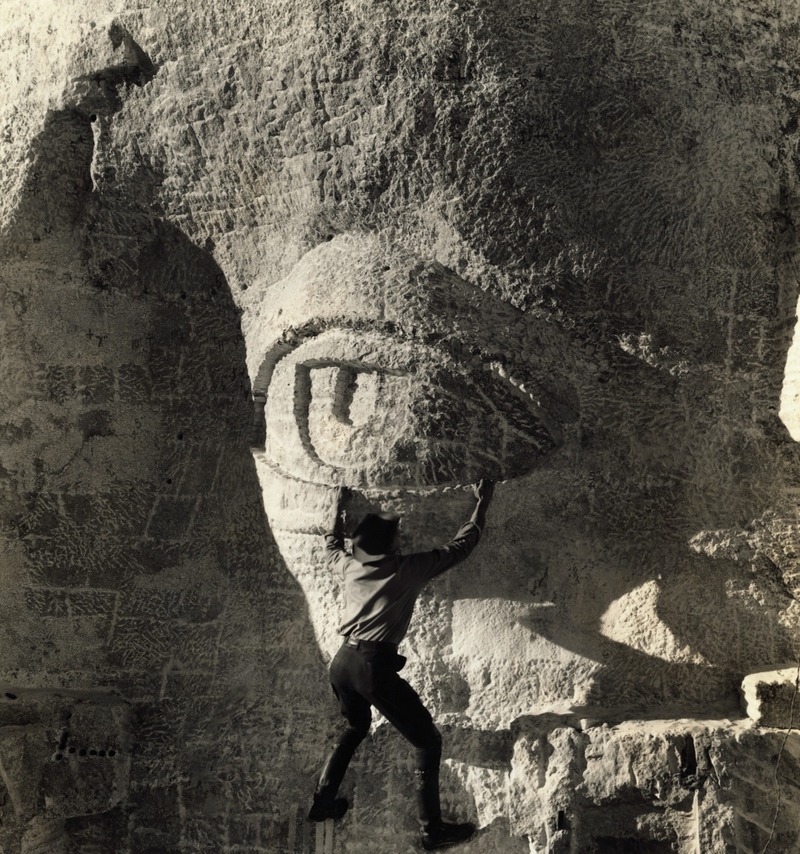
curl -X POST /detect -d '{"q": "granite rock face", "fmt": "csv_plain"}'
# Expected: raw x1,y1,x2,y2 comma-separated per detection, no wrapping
2,2,800,852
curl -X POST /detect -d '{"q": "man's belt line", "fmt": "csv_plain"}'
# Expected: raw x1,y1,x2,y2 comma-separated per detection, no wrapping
344,636,398,652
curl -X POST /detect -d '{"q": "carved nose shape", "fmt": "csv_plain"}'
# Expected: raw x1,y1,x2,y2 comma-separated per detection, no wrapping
247,233,571,491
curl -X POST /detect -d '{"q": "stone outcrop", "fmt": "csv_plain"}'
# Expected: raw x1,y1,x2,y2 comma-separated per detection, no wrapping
742,666,800,729
2,2,800,852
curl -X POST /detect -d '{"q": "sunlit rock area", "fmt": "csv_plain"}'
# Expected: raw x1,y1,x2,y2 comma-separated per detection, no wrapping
2,1,800,852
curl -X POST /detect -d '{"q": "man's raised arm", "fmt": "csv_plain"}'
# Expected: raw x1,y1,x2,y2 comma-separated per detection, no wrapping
324,487,351,576
421,479,495,579
470,478,495,532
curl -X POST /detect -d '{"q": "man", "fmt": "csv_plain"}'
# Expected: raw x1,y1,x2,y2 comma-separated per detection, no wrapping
308,480,495,851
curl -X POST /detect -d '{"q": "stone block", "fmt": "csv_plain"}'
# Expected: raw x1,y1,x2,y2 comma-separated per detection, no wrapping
63,809,128,854
0,692,43,728
78,366,114,405
161,672,216,701
228,816,262,848
116,363,152,404
117,590,183,619
68,589,117,618
128,704,184,763
742,666,800,728
18,493,61,537
0,688,131,832
124,541,182,576
60,494,95,526
129,827,179,854
24,589,69,618
182,818,227,849
24,540,86,587
174,449,220,494
149,355,183,399
107,492,153,536
44,366,77,405
84,551,139,589
109,618,183,669
179,590,225,622
176,624,221,670
145,496,196,540
75,407,114,439
129,785,179,831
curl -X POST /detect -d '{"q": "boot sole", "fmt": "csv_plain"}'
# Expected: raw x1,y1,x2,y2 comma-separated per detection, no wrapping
420,829,476,850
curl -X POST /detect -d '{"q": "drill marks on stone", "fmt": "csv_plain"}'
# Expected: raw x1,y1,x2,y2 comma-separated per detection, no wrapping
286,802,299,852
0,749,23,818
1,28,332,854
0,688,131,848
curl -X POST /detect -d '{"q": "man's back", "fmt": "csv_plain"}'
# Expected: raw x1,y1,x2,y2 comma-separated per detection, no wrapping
326,520,482,644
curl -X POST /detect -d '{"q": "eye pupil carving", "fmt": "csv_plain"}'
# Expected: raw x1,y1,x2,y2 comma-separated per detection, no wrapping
321,364,406,429
332,367,357,426
300,363,412,473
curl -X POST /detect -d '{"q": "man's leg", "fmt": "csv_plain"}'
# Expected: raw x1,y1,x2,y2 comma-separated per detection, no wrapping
315,689,371,800
362,659,475,848
309,646,372,821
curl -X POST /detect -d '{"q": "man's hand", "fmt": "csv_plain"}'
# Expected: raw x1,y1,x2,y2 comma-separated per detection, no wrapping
334,486,353,509
328,486,352,535
470,479,494,531
472,479,495,503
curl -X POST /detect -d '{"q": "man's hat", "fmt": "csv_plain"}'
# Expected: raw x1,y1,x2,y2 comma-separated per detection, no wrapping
352,512,400,563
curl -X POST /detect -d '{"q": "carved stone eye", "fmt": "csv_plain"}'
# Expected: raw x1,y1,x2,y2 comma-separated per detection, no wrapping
248,234,572,491
252,327,561,489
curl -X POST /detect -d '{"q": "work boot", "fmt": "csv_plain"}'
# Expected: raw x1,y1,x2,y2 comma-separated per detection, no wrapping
420,819,476,850
307,793,348,822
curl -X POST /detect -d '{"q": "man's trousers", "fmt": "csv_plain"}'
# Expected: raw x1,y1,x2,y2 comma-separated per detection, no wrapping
315,639,443,828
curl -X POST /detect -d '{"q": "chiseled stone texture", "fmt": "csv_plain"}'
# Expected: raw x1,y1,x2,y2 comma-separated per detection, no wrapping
0,687,131,854
510,716,800,854
2,1,800,852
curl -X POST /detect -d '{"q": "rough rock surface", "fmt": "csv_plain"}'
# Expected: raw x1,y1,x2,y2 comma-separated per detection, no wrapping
2,1,800,852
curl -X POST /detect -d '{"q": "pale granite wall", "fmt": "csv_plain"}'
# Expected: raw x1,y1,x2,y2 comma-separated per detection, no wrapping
2,2,800,852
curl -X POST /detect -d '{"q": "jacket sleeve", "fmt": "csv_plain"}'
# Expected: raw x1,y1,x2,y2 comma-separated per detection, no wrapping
325,531,347,578
406,521,482,581
324,513,349,580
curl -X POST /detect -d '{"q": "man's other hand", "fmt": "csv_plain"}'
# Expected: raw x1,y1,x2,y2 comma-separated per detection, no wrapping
326,486,353,535
473,479,495,502
334,486,353,508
